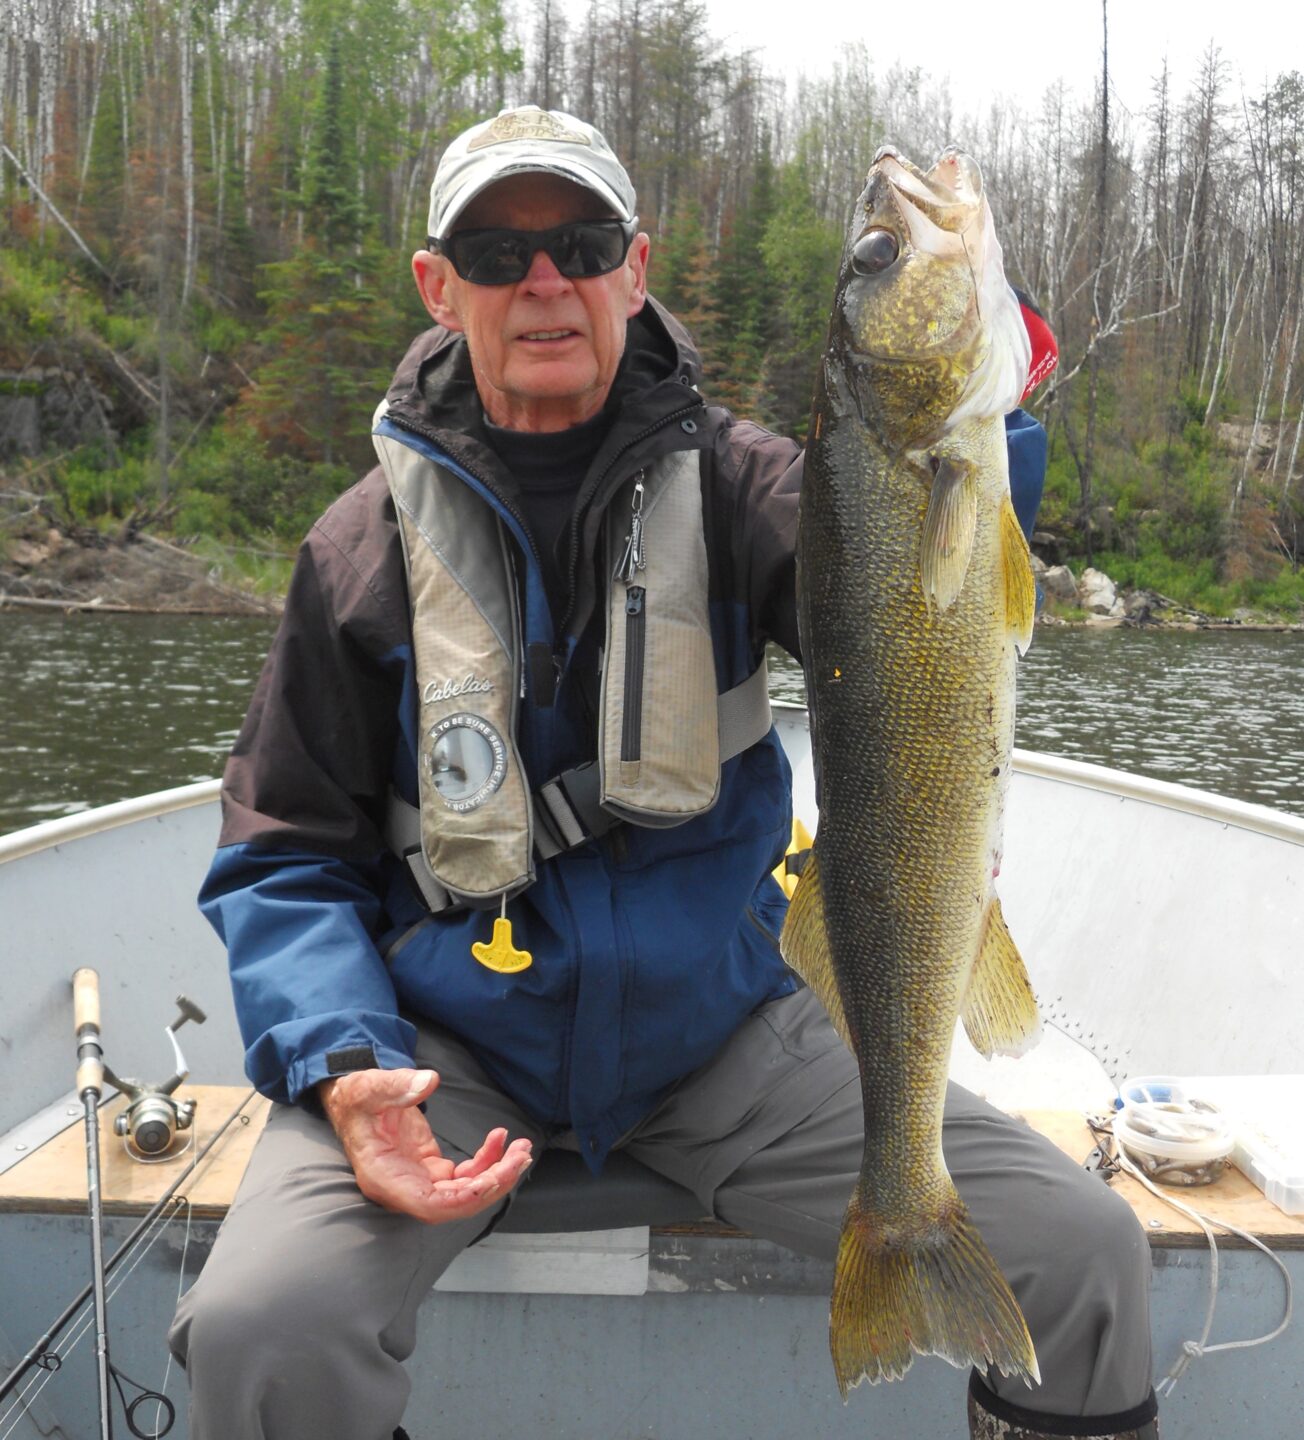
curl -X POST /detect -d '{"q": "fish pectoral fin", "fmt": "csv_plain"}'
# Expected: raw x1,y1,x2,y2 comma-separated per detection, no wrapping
1001,495,1037,656
961,896,1041,1059
920,456,979,612
779,849,852,1049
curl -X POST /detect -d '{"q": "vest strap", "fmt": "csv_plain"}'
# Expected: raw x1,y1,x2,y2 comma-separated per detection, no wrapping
386,657,773,911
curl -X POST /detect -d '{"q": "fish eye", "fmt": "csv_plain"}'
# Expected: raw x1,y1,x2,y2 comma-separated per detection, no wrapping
851,229,900,275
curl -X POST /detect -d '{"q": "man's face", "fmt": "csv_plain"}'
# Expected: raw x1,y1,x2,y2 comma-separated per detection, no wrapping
414,174,649,432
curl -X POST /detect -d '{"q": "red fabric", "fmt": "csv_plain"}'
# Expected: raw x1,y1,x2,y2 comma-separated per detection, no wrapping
1016,290,1058,402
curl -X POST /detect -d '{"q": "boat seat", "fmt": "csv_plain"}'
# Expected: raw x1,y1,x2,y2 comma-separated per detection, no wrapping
1,1088,1301,1257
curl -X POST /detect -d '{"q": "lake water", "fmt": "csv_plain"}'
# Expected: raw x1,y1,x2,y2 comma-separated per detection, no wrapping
1,612,1302,838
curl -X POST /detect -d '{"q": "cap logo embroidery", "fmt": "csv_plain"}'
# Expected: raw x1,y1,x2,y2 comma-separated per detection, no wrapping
468,112,592,151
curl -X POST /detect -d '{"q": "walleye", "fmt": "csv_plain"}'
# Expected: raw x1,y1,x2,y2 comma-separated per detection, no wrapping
781,146,1042,1396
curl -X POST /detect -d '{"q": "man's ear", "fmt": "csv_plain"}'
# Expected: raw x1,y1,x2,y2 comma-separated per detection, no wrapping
413,250,464,333
625,232,650,317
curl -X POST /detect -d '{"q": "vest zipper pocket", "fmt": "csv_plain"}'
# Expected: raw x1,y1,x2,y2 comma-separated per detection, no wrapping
621,585,646,762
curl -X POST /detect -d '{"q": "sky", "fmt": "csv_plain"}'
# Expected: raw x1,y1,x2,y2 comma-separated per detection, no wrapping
693,1,1300,123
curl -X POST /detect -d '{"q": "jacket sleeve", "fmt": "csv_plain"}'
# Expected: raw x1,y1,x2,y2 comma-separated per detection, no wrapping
200,479,419,1106
710,416,805,661
715,407,1048,669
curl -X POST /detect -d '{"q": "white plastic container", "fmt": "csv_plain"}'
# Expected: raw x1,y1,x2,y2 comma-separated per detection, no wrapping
1113,1075,1234,1186
1177,1074,1304,1216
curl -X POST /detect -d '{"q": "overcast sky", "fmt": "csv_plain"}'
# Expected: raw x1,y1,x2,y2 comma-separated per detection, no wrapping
692,1,1297,123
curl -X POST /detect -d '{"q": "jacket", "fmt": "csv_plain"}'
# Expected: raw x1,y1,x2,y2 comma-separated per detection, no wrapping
200,299,807,1168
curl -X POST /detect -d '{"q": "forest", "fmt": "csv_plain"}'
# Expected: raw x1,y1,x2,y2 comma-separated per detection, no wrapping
2,0,1303,615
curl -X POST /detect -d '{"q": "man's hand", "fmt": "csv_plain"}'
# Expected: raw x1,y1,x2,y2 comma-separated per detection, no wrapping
318,1068,533,1224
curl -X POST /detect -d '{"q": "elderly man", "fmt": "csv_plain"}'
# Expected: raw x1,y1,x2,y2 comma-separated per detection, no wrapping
170,107,1158,1440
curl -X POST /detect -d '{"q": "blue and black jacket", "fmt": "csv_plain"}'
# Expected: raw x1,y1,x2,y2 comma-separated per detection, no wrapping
201,298,1047,1169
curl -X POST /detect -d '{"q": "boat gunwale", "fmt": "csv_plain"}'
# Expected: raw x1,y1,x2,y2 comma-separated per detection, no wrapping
0,779,221,864
3,710,1303,862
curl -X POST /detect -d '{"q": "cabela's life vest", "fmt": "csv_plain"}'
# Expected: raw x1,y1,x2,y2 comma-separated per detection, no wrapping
372,415,772,914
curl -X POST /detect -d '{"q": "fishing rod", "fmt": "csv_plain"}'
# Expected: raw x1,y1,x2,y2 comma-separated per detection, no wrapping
0,975,255,1437
74,966,114,1440
0,1088,256,1407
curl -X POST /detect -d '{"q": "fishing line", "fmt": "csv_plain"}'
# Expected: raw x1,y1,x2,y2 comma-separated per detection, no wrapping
0,1195,182,1439
0,1091,256,1435
1113,1147,1293,1398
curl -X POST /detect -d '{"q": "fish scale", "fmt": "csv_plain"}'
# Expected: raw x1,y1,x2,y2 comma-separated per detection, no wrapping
782,146,1042,1396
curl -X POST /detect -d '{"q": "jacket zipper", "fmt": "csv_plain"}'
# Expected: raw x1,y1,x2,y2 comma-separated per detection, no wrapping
616,477,649,762
621,586,646,761
557,398,704,642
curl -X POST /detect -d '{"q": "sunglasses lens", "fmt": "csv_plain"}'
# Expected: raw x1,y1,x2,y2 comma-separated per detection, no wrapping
447,222,631,285
454,232,531,285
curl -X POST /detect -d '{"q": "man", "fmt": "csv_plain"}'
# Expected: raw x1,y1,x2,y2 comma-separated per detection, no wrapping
170,107,1158,1440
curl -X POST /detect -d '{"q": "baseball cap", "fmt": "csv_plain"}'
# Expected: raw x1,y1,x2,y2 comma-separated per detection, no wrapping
427,106,637,239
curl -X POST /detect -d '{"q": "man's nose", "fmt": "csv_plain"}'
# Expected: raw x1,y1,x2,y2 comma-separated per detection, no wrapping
521,247,572,294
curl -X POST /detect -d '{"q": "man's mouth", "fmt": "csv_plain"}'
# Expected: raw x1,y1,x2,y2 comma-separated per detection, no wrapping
520,329,576,341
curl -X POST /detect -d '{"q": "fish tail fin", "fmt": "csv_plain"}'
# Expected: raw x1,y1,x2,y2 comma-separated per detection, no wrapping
962,895,1042,1058
780,847,852,1049
1001,494,1036,655
830,1184,1040,1397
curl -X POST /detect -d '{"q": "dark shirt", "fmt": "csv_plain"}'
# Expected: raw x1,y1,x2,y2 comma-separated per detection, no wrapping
484,409,612,626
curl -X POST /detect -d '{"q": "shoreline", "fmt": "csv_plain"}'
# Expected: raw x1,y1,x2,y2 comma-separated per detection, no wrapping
2,532,1300,631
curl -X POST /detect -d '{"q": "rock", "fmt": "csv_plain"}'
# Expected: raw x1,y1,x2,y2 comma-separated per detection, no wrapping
1124,589,1161,624
1079,566,1119,615
1232,607,1256,624
1029,553,1048,577
1042,565,1079,604
1032,530,1066,566
7,538,51,568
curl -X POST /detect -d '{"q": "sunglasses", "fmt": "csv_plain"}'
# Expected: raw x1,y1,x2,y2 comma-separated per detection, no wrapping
431,218,638,286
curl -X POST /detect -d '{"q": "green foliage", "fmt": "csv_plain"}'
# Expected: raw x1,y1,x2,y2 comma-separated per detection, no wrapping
55,446,151,521
757,157,842,438
174,425,353,541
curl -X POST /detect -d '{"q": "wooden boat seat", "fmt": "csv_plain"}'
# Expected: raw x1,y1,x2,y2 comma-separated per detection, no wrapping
1,1087,1301,1255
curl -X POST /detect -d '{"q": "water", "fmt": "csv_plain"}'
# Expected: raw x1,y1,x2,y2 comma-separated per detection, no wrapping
768,624,1304,816
1,613,1303,837
0,612,279,835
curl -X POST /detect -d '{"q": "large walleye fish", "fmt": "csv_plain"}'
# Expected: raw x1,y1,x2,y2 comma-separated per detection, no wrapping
781,146,1043,1395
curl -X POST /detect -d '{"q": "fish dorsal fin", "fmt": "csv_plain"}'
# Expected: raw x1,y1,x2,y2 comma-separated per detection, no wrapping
920,456,978,612
779,848,852,1049
961,895,1041,1058
1001,495,1037,656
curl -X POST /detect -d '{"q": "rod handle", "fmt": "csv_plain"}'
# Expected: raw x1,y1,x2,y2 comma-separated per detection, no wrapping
72,968,104,1096
73,967,102,1035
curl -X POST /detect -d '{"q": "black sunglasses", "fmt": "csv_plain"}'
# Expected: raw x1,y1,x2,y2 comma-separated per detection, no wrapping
431,218,638,286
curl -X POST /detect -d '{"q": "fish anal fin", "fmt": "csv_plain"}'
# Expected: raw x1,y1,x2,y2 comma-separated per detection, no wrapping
920,456,978,612
962,895,1041,1059
830,1184,1040,1395
779,850,852,1049
1001,495,1036,655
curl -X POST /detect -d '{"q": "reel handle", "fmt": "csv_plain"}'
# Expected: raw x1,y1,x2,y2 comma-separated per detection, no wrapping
72,967,105,1098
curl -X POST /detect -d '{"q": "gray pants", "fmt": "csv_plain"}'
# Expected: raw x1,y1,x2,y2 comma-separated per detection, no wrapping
169,989,1153,1438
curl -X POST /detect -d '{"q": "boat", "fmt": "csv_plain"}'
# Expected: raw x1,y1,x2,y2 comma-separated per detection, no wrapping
1,702,1300,1440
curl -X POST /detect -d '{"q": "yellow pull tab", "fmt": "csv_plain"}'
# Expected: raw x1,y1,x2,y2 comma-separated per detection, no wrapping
472,917,533,974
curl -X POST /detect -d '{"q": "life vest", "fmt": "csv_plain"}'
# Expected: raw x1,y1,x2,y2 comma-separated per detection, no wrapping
371,414,772,913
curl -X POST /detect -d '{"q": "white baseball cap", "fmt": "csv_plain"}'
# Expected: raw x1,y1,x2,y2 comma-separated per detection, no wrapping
427,106,637,239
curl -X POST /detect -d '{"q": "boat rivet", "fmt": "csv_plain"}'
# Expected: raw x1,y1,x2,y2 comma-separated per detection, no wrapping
67,1106,80,1116
14,1142,27,1152
1147,1219,1162,1228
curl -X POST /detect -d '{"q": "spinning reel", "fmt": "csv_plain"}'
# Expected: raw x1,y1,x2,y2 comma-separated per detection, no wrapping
103,995,207,1156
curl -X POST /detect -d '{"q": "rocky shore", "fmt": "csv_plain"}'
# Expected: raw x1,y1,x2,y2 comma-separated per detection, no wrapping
1031,555,1302,633
0,522,1299,630
0,523,281,615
